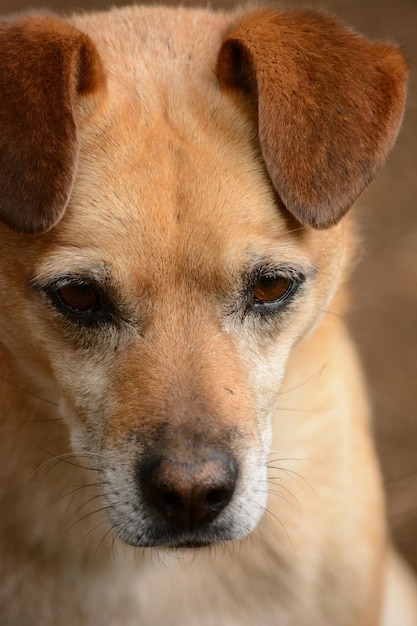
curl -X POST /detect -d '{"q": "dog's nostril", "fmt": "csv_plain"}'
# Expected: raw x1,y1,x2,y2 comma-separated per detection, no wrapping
138,453,238,529
159,490,183,520
162,491,181,509
205,487,231,509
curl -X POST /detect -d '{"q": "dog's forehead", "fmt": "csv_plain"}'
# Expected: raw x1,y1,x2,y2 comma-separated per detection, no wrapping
64,112,302,285
71,6,235,88
41,6,338,290
55,12,309,283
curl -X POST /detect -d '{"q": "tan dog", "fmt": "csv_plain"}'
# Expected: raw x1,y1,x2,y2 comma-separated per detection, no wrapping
0,5,415,625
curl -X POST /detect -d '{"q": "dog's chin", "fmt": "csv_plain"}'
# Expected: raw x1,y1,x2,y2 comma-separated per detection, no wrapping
137,538,216,551
109,513,256,551
117,525,248,550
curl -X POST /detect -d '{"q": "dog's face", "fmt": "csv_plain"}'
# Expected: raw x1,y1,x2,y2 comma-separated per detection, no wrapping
1,93,342,547
0,8,407,549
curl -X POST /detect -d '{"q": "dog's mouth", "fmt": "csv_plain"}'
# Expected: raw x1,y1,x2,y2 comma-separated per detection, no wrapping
123,520,239,550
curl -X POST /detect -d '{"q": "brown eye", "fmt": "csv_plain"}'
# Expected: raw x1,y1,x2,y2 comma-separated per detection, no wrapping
253,275,292,304
57,282,101,312
38,275,116,327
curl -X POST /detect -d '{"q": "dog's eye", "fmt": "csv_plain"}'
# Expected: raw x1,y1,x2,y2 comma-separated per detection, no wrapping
44,279,111,325
245,268,305,317
56,282,101,312
253,275,293,304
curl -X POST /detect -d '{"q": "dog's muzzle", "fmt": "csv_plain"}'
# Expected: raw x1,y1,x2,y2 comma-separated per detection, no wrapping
100,421,266,549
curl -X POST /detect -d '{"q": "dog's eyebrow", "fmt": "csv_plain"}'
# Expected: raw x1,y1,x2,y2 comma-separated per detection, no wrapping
28,261,111,291
245,257,317,279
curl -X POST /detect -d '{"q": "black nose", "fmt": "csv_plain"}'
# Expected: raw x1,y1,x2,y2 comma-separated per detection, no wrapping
138,453,238,528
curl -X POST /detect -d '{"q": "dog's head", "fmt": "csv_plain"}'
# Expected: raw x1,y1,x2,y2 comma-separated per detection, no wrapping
0,8,407,548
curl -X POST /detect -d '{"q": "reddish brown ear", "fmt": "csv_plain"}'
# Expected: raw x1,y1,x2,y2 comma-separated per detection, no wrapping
217,10,408,229
0,15,105,234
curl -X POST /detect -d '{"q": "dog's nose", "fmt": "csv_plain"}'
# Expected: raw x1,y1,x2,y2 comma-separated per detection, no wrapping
138,453,238,528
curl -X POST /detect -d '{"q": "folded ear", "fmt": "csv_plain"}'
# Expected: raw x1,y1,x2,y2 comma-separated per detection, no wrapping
0,15,105,234
217,9,408,229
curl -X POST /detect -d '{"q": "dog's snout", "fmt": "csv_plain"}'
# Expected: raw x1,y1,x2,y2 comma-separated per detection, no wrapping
139,453,238,528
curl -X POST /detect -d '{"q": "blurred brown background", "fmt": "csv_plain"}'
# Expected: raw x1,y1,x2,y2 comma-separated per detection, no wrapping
1,0,415,571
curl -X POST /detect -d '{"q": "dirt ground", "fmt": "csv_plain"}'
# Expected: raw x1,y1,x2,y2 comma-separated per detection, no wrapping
1,0,416,572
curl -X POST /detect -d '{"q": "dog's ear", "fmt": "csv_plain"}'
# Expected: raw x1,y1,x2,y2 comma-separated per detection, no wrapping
217,10,408,229
0,15,105,234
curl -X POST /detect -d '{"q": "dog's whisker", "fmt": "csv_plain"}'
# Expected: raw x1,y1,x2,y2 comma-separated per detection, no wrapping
274,406,318,414
320,308,344,321
0,375,59,407
50,483,101,507
258,476,303,513
69,493,104,521
83,518,110,541
25,452,102,484
0,415,62,427
267,454,307,463
259,503,294,550
265,487,302,514
267,466,313,489
110,531,120,561
24,449,99,483
263,475,283,484
35,445,104,472
276,365,327,397
67,503,117,533
92,524,116,563
25,456,63,483
69,490,102,518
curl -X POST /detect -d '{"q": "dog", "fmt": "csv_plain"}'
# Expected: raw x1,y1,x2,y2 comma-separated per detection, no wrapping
0,4,415,625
